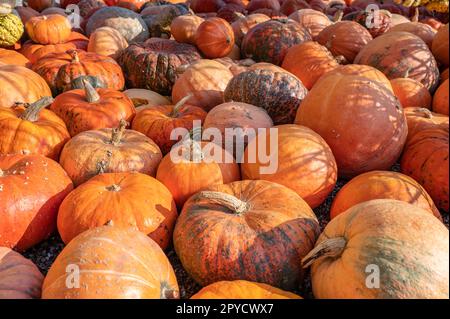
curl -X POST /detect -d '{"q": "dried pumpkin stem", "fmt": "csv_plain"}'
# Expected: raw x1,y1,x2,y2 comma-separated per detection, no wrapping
416,107,433,119
161,286,180,299
302,237,347,269
83,78,100,103
19,97,54,122
111,119,128,146
0,169,3,177
106,184,121,192
233,12,245,20
412,7,419,22
333,10,343,22
196,191,250,214
171,94,193,117
71,50,80,63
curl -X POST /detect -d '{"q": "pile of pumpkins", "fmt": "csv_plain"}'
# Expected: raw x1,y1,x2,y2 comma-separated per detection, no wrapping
0,0,449,299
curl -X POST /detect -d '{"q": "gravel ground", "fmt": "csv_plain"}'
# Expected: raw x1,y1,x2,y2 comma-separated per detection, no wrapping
23,166,449,299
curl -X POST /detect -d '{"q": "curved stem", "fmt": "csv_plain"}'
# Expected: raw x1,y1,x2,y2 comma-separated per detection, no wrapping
83,78,100,103
19,97,54,122
412,7,419,23
195,191,250,215
111,119,128,146
106,184,121,192
0,169,4,177
71,50,80,63
416,107,433,119
333,9,343,22
302,237,347,269
161,286,179,299
170,94,193,117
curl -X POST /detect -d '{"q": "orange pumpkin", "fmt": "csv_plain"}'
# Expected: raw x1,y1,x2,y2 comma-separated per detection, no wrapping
387,22,436,48
42,225,179,299
171,15,205,45
25,14,72,45
441,68,449,83
0,49,30,67
404,107,449,143
231,13,270,46
288,8,332,39
391,78,432,109
27,0,53,12
432,23,449,67
87,26,128,58
432,79,449,115
195,17,235,58
0,154,73,251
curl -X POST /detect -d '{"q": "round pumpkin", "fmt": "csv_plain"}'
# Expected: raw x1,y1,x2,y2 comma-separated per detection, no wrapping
0,14,24,48
353,9,392,38
141,2,191,39
87,26,128,58
42,225,179,299
387,22,437,48
27,0,53,12
288,8,332,39
0,48,29,67
391,78,432,109
0,247,44,299
295,73,407,178
432,79,449,115
404,107,449,143
432,23,449,67
25,14,72,45
0,154,73,251
303,199,449,298
191,280,302,299
123,89,171,112
174,179,320,290
195,17,235,58
231,13,269,47
171,15,204,45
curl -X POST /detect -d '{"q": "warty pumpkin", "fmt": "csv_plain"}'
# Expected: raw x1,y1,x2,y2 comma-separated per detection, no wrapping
173,179,320,290
170,14,205,45
431,23,449,67
387,22,437,48
432,79,449,115
288,8,332,40
25,14,72,45
0,13,24,48
391,78,432,108
0,154,73,251
87,26,128,58
231,13,270,47
42,225,179,299
0,48,29,67
195,17,235,58
303,199,449,298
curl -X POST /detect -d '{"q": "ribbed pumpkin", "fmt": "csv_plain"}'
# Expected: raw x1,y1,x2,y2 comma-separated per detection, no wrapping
404,107,449,143
25,14,72,45
354,31,440,91
0,154,73,251
224,68,308,124
87,26,128,58
231,13,270,46
241,124,337,208
387,22,437,48
288,8,332,39
0,13,24,48
303,199,449,298
191,280,302,299
170,15,204,45
0,97,70,160
156,141,240,208
0,48,29,67
118,39,201,96
42,225,179,299
241,18,312,65
295,73,407,178
172,59,234,111
432,23,449,67
432,79,449,115
174,179,320,290
0,247,44,299
195,17,235,58
281,41,340,89
59,120,162,186
50,80,136,137
32,49,125,94
391,78,432,108
330,171,441,220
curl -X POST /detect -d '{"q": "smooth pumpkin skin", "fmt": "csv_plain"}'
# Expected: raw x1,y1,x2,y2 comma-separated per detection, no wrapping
0,49,29,67
25,14,72,45
295,73,408,178
87,26,128,58
241,124,337,208
391,78,432,109
231,13,269,46
195,17,235,58
308,199,449,299
42,225,179,299
0,247,44,299
441,68,449,83
387,22,436,48
0,154,73,251
330,171,441,220
432,23,449,67
191,280,302,299
174,179,320,290
432,79,449,115
171,15,204,45
404,107,449,143
59,126,162,186
288,9,332,40
156,141,241,209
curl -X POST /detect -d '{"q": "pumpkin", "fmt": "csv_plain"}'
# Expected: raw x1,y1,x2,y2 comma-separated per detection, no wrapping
32,49,125,94
224,68,308,124
156,141,240,208
0,97,70,160
59,120,162,186
117,0,148,11
247,0,280,12
217,3,246,23
0,48,29,67
420,17,443,31
288,8,332,40
27,0,53,12
0,154,73,251
42,225,179,299
0,247,44,299
404,107,449,143
87,26,128,58
189,0,226,12
432,79,449,115
0,65,52,108
330,171,441,220
241,124,337,208
78,0,107,18
50,79,136,137
354,32,440,91
25,14,72,45
387,22,436,48
280,0,310,16
281,41,340,89
431,23,449,67
391,78,432,109
316,21,373,63
214,56,253,75
61,0,82,8
172,59,234,112
123,89,171,112
85,6,149,42
0,13,24,48
351,9,392,38
195,17,235,59
295,73,408,178
171,15,205,45
131,95,207,155
241,18,312,65
441,68,449,83
303,199,449,298
231,13,269,47
141,2,191,39
118,39,201,96
191,280,302,299
173,179,320,290
390,13,411,26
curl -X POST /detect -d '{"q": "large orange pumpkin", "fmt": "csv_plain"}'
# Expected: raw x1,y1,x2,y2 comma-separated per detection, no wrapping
195,17,235,58
391,78,432,109
303,199,449,298
42,225,179,299
0,49,30,67
295,73,407,178
174,179,320,290
0,154,73,251
431,23,449,67
25,14,72,45
432,79,449,115
288,8,332,39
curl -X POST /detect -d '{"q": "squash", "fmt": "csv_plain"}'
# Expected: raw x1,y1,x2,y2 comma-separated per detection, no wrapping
0,48,29,67
295,73,407,178
123,89,171,112
87,26,128,58
195,17,235,58
231,13,269,47
173,179,320,290
432,79,449,115
0,154,73,251
404,107,449,143
0,247,44,299
0,13,24,48
391,78,432,109
441,68,449,83
78,0,107,18
25,14,72,45
42,225,179,299
431,23,449,67
27,0,53,12
241,124,337,208
288,8,332,39
303,199,449,299
387,22,437,48
171,15,204,45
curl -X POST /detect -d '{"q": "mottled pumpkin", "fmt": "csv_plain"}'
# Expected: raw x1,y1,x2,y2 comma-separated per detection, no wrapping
25,14,72,45
288,8,332,40
432,79,449,115
431,23,449,67
0,14,24,48
388,22,436,48
391,78,432,108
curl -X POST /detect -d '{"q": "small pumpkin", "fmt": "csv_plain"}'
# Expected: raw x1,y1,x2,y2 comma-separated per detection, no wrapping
231,13,269,47
432,79,449,115
78,0,107,18
87,26,128,58
171,15,205,45
0,48,29,67
388,22,437,48
391,78,432,109
25,14,72,45
432,23,449,67
288,8,332,39
123,89,171,112
0,13,24,48
195,17,235,58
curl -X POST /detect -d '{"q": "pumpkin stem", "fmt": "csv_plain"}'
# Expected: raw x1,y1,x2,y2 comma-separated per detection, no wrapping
161,285,179,299
176,64,190,75
333,9,343,22
195,191,250,215
403,67,411,79
19,97,54,122
71,50,80,63
106,184,121,192
233,12,245,20
301,237,347,269
83,78,100,103
170,94,193,117
0,169,3,177
416,107,433,119
111,119,128,146
412,7,419,23
334,55,348,65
